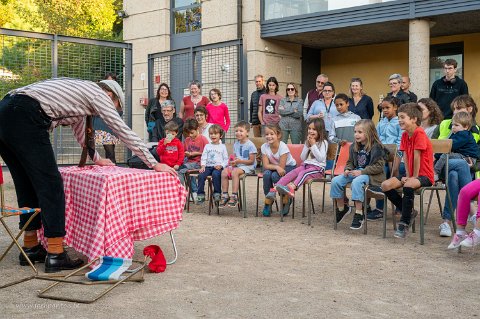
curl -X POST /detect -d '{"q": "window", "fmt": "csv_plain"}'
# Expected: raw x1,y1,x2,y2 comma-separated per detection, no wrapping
429,42,464,88
172,0,201,34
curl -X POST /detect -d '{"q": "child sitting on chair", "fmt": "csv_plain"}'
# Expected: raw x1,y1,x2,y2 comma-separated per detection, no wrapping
219,121,257,208
381,103,434,239
196,124,229,206
157,121,184,169
434,111,480,179
178,118,209,198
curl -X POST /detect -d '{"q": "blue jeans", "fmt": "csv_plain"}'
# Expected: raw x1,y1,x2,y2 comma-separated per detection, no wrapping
263,165,296,195
178,162,200,193
376,162,406,210
330,173,370,203
443,158,472,220
197,166,223,195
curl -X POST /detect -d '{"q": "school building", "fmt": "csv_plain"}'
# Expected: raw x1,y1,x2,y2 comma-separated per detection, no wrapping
122,0,480,138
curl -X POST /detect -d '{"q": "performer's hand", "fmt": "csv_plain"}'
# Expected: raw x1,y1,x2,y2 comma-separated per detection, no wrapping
95,158,115,166
154,163,177,176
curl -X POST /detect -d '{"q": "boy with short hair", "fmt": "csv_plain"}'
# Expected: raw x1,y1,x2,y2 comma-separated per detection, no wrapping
328,93,361,145
157,121,184,169
196,125,229,205
434,111,480,176
178,119,209,198
220,121,257,208
381,103,434,239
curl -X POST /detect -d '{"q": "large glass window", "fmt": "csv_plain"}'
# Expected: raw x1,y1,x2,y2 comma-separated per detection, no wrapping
263,0,397,20
172,0,201,34
429,42,464,88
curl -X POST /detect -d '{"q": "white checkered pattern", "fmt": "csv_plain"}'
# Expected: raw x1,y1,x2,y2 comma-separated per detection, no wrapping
38,166,186,261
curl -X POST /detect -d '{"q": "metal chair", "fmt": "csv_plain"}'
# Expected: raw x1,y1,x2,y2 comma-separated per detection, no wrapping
362,144,397,236
0,167,42,289
305,143,339,225
330,142,353,230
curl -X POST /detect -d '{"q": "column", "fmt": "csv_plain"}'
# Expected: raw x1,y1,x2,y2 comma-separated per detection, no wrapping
409,19,430,99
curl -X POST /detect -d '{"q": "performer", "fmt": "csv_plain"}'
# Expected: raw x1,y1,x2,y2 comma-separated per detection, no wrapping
0,78,176,273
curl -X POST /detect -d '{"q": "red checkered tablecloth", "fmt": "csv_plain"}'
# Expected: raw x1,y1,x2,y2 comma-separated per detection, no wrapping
39,166,186,261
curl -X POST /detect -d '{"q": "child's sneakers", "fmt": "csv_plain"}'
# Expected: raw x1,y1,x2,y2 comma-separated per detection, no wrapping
227,194,238,207
213,193,221,207
350,213,364,230
281,198,292,216
262,204,271,217
335,206,351,224
219,194,229,208
394,222,409,239
367,208,383,221
460,231,480,248
196,194,205,205
276,184,295,198
447,233,468,250
265,188,277,201
439,222,452,237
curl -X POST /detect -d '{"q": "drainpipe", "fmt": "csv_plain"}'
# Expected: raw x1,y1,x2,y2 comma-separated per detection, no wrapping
237,0,242,39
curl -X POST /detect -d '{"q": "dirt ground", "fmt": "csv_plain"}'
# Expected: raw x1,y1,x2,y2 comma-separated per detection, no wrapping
1,169,479,319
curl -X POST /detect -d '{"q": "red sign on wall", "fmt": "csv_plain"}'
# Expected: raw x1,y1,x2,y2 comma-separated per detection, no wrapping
155,75,161,84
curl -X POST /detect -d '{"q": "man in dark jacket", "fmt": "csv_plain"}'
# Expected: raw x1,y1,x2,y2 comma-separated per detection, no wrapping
430,58,469,119
249,74,266,137
152,100,184,142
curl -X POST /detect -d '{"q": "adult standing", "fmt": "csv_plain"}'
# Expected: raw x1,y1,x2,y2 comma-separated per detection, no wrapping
401,76,418,103
430,58,469,119
152,100,184,142
249,74,267,137
258,76,282,126
303,74,328,115
348,77,374,119
145,83,174,141
378,74,410,119
279,83,303,144
0,78,176,273
305,82,338,132
179,80,210,120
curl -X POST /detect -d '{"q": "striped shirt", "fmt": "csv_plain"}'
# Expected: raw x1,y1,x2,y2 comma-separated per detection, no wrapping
10,78,157,168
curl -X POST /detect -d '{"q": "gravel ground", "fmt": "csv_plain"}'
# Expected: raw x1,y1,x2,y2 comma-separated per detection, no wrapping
1,169,478,319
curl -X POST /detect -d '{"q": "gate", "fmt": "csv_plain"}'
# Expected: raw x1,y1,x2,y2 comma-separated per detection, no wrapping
148,40,247,142
0,28,132,165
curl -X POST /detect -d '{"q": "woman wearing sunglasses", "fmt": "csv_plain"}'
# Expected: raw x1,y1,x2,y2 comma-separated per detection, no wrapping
279,83,303,144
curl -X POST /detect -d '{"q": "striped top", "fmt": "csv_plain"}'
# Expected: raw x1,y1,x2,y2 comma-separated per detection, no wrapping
10,78,157,168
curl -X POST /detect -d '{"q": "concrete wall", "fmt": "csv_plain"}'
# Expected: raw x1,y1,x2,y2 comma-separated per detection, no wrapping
321,32,480,121
123,1,170,138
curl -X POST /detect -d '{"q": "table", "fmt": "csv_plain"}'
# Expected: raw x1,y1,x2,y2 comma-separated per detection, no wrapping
39,166,186,261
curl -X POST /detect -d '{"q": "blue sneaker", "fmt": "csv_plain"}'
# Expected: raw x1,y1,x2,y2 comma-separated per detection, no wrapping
262,205,271,217
265,188,277,201
281,198,292,216
367,208,384,221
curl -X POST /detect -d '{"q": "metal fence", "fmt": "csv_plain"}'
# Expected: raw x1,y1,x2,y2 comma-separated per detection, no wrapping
148,39,247,142
0,28,132,165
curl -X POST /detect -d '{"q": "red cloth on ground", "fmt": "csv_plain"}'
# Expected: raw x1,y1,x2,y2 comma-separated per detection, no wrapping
143,245,167,273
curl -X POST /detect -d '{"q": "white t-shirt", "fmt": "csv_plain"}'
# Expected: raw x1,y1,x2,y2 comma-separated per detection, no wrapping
201,143,229,167
261,141,296,167
233,140,257,172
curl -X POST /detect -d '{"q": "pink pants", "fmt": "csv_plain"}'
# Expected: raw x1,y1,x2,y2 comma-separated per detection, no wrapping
456,179,480,226
276,164,324,188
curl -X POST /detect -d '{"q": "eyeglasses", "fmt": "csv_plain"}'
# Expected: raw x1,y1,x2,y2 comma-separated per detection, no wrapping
389,82,400,86
162,109,174,113
323,90,333,93
286,88,295,91
316,81,325,85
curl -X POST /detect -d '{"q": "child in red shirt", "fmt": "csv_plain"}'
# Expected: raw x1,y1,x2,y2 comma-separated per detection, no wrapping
381,103,434,239
157,121,184,169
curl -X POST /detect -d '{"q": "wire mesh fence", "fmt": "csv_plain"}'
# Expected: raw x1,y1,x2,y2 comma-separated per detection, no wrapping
149,40,246,143
0,28,132,166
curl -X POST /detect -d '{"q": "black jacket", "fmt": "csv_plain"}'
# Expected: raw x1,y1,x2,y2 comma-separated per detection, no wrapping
451,130,480,158
430,76,469,119
152,117,184,142
249,87,266,125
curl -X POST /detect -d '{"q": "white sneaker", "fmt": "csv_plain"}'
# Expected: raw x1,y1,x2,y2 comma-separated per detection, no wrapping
447,233,467,250
439,222,452,237
460,231,480,248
